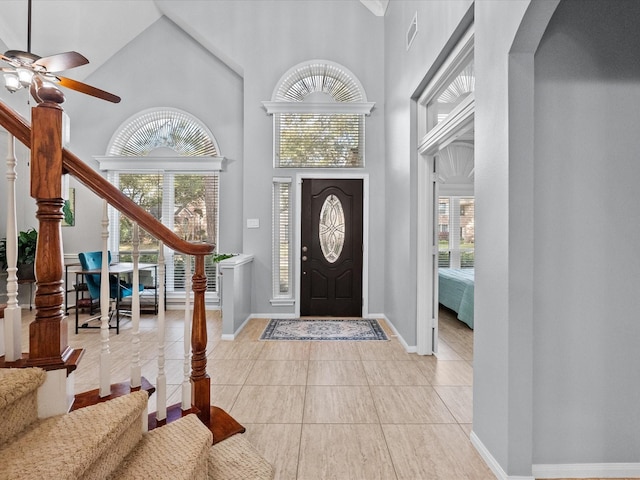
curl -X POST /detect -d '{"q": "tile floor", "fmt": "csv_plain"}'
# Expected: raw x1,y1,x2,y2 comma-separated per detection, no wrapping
13,310,632,480
14,306,633,480
23,306,494,479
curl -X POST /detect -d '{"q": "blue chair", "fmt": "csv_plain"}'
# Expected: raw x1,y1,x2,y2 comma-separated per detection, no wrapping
77,251,138,334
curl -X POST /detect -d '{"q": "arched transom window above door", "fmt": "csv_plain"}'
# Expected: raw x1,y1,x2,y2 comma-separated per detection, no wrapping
263,60,375,168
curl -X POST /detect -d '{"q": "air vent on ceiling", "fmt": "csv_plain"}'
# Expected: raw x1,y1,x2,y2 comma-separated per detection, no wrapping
406,12,418,51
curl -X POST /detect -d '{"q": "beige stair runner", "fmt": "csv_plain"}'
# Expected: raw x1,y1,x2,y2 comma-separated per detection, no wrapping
0,367,274,480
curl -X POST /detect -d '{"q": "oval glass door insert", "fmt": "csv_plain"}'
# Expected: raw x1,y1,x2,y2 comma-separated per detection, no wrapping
319,194,345,263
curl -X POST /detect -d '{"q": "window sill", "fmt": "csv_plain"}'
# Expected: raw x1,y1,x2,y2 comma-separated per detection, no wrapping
270,298,295,307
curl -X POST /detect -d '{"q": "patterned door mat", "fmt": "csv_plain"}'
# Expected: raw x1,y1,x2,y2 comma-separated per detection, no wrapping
260,318,389,341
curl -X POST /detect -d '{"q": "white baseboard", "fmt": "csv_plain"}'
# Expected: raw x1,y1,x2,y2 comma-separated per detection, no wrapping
222,312,297,340
220,314,255,340
370,313,416,353
532,462,640,478
470,431,534,480
249,313,297,320
469,432,640,480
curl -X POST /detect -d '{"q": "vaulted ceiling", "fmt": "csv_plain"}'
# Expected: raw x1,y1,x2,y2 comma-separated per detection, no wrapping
0,1,163,81
0,0,386,83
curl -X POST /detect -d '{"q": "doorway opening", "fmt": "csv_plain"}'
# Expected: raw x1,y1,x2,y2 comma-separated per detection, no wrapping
416,26,474,355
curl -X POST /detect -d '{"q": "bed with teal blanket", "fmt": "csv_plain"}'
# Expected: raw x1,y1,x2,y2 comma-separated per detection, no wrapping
438,268,474,329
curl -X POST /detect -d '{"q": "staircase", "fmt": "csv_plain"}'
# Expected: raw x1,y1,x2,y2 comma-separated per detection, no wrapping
0,367,274,479
0,81,275,479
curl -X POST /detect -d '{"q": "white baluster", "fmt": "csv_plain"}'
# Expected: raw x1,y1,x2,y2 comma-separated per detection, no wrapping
99,200,111,397
182,255,192,410
156,242,167,421
130,223,141,388
3,134,20,360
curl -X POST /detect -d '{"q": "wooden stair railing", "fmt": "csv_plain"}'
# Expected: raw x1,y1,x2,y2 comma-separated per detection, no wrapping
0,99,214,426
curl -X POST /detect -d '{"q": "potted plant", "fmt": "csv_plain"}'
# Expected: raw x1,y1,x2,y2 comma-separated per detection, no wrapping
0,228,38,280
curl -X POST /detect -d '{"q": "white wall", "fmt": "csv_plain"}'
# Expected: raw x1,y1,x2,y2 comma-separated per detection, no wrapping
474,1,535,474
59,16,244,258
1,1,386,317
382,1,536,473
533,0,640,465
159,0,386,315
3,0,639,475
474,0,640,476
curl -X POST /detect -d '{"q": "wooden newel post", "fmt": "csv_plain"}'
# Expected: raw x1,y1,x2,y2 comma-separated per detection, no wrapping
191,254,211,424
27,101,72,368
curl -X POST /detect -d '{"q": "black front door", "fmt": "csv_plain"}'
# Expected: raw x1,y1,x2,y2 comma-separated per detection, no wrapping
300,178,363,317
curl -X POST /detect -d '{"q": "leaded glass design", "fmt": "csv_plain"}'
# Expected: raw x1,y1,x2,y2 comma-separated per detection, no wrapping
319,194,345,263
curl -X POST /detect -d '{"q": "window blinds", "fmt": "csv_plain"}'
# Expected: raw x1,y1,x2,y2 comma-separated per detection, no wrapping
272,180,292,299
438,196,474,268
275,113,364,168
114,172,219,292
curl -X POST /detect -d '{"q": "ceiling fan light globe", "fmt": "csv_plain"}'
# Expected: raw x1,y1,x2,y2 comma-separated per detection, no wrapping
17,68,33,87
3,72,21,92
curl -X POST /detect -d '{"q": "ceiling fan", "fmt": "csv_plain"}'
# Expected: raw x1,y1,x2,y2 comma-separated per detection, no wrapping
0,0,120,103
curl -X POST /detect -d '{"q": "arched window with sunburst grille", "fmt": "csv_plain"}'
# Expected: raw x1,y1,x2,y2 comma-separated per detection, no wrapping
263,60,375,168
96,108,224,298
424,54,474,134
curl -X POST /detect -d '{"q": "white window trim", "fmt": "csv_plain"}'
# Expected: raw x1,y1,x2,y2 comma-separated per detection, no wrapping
417,27,474,154
417,27,474,110
262,101,375,116
418,95,474,155
95,156,225,172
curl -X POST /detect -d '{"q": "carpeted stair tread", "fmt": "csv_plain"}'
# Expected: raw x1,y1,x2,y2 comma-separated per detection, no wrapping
0,367,45,410
209,433,275,480
0,367,45,446
0,390,148,480
109,413,212,480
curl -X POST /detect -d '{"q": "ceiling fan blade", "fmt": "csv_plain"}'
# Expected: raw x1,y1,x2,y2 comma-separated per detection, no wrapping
4,50,40,63
35,51,89,72
56,76,121,103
